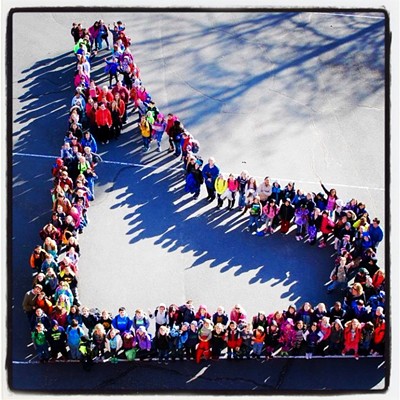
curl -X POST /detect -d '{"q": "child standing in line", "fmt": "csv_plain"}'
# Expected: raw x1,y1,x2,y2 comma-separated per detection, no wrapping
151,113,166,152
215,173,228,209
226,321,243,360
31,322,50,363
260,198,280,235
139,115,151,152
294,204,309,241
154,325,170,364
66,318,84,359
196,319,213,363
319,210,335,248
236,170,249,211
247,196,262,232
342,319,363,360
320,180,339,220
226,173,239,210
252,326,266,358
304,322,323,359
239,323,253,359
210,323,227,360
264,321,280,359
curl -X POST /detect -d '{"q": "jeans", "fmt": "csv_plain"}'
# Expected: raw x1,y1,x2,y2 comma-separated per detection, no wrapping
69,344,81,360
296,224,306,236
36,343,50,360
142,136,150,149
238,192,246,208
155,131,164,147
174,140,181,156
253,342,263,355
158,349,169,361
248,215,260,229
326,280,347,293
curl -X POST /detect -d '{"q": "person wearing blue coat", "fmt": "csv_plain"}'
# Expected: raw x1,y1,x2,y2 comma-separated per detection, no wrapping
202,157,220,202
112,307,132,334
80,131,98,153
368,218,384,250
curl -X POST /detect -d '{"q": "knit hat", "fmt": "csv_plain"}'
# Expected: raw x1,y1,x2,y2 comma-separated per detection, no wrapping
51,320,59,327
345,222,351,228
182,322,190,327
190,320,198,327
286,318,294,326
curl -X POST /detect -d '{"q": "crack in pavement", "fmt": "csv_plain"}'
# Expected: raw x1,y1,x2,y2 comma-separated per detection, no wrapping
92,361,283,391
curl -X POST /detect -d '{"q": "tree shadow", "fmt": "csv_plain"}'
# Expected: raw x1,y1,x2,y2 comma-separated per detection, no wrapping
106,163,341,307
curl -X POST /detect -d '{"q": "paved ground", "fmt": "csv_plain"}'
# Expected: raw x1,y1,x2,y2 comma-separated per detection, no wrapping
6,8,395,398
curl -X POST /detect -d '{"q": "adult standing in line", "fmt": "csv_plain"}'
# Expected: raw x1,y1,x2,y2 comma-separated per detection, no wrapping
22,284,43,324
168,119,185,157
368,218,384,250
278,198,295,234
95,102,112,144
320,180,339,220
185,160,204,200
97,20,110,50
111,80,130,123
257,176,273,206
202,157,220,202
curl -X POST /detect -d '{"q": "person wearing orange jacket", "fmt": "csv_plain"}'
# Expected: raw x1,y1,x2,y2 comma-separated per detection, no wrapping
95,102,112,144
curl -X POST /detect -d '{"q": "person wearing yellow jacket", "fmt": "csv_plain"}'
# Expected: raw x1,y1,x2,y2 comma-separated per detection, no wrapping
214,173,228,208
139,115,151,152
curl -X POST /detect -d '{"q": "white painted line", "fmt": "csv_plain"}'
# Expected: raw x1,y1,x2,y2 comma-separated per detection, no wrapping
12,152,385,191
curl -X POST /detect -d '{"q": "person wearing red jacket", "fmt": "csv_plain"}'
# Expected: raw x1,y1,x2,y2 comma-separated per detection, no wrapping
165,113,178,152
342,318,363,360
97,85,114,105
318,210,335,248
196,319,213,363
370,307,385,355
226,320,243,359
95,103,112,144
112,81,129,123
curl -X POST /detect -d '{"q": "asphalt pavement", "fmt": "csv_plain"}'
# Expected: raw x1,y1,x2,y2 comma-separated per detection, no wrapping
7,9,390,397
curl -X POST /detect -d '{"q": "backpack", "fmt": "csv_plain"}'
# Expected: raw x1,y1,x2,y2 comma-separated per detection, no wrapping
67,326,83,345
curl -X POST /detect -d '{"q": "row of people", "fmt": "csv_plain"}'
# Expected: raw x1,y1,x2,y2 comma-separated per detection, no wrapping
28,299,385,363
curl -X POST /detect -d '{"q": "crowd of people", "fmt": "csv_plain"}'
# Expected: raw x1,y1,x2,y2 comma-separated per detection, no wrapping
21,18,386,366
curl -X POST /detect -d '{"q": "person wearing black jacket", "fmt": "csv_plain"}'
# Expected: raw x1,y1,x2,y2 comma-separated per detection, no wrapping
278,198,295,234
47,320,68,360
